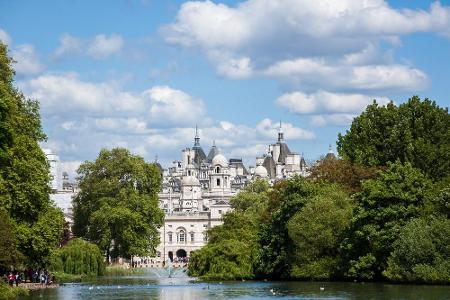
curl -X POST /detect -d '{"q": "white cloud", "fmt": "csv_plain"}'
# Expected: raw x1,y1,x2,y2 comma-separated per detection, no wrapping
0,28,11,46
87,34,124,59
143,86,206,126
277,90,391,115
11,44,44,76
264,58,428,92
161,0,444,92
54,33,83,57
21,74,144,116
256,118,315,140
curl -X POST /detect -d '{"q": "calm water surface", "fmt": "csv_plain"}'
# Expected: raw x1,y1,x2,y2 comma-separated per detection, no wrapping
20,269,450,300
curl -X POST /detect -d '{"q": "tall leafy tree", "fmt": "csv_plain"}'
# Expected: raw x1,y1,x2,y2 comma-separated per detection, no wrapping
72,148,164,261
287,184,353,280
343,161,433,280
0,42,64,267
257,176,315,278
189,179,269,280
337,96,450,181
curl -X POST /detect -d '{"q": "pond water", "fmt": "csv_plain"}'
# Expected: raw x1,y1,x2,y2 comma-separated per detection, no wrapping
20,269,450,300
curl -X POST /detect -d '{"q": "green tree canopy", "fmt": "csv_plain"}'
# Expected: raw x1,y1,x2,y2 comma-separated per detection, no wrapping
384,217,450,284
343,161,433,280
287,184,353,280
72,148,164,261
189,179,269,280
0,42,64,267
337,96,450,181
50,238,105,276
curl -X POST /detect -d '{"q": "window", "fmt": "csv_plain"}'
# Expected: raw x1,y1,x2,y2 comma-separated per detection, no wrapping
190,224,194,227
168,225,172,228
215,166,220,173
219,210,222,215
178,230,186,243
224,177,227,187
216,178,220,187
203,233,208,242
188,170,191,176
168,233,172,243
190,233,195,242
157,251,161,258
203,224,208,228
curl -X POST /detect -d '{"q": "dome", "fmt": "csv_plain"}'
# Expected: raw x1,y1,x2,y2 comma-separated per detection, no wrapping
212,153,228,167
181,175,200,186
254,165,268,178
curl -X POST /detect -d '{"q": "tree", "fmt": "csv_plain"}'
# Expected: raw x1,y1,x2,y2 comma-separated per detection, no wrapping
50,238,105,276
256,176,316,278
188,179,269,280
72,148,164,261
308,158,380,194
0,209,23,269
343,161,433,280
384,217,450,283
0,42,64,266
337,96,450,181
287,184,353,279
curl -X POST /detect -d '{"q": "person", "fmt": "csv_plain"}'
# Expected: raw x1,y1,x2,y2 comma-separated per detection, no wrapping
7,272,15,286
15,272,20,286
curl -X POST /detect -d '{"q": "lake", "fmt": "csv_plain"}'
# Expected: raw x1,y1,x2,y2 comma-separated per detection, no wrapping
20,269,450,300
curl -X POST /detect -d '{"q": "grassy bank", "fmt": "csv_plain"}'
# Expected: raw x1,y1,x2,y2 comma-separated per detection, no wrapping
0,283,28,300
51,271,94,283
104,266,148,276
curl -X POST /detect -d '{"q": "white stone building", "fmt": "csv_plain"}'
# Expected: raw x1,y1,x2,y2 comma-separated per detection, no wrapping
139,124,310,267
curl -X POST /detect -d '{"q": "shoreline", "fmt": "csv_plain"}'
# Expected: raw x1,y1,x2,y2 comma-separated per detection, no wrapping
14,282,59,291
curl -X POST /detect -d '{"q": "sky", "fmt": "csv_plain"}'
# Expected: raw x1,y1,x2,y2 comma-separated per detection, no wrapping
1,0,450,179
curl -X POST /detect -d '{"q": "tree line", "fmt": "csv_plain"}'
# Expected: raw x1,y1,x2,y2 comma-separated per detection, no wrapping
189,96,450,284
0,42,163,277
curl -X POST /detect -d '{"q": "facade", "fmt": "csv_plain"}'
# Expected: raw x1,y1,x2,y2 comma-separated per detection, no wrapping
137,124,310,267
44,149,78,223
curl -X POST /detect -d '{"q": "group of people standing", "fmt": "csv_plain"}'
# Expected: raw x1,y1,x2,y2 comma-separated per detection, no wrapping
4,269,54,286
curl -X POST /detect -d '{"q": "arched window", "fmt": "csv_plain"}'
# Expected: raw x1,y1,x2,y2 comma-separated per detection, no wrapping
177,228,186,243
216,178,220,187
224,177,227,187
188,170,191,176
215,166,220,173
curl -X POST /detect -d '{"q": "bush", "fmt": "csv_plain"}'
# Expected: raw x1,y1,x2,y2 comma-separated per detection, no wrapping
50,238,105,276
0,282,28,300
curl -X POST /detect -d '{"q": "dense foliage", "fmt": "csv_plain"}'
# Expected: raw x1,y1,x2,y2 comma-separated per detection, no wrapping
72,148,164,261
337,96,450,181
189,96,449,284
189,179,269,280
0,42,64,268
50,238,105,276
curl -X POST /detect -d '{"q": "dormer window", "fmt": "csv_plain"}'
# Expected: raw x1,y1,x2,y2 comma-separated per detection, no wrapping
215,166,220,173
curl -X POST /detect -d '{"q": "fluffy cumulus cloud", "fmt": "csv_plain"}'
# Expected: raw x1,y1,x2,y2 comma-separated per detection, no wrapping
162,0,448,93
276,91,391,115
20,73,312,169
20,74,144,116
143,86,206,125
87,34,124,59
160,0,450,128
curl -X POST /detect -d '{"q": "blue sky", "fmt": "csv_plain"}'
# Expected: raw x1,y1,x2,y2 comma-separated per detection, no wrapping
1,0,449,177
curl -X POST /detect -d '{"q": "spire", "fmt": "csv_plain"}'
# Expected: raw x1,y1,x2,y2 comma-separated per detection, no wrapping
277,120,285,142
212,140,216,147
328,144,333,153
194,125,200,147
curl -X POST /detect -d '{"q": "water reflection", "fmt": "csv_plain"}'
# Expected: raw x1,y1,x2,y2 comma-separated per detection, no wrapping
21,269,450,300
